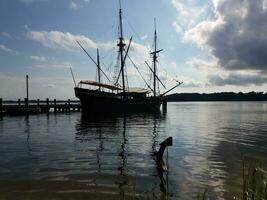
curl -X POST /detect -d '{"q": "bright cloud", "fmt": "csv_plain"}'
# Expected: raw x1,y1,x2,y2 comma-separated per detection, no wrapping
27,30,114,51
30,55,47,62
69,0,91,10
32,62,71,69
171,0,211,33
0,44,16,54
70,1,80,10
173,0,267,87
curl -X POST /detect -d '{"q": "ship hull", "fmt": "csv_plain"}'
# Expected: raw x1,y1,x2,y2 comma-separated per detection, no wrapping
75,87,162,113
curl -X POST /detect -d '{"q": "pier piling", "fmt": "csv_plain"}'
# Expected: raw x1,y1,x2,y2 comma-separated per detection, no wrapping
25,98,28,108
54,99,57,113
162,100,167,112
68,99,71,112
46,98,49,113
0,98,3,118
18,99,21,106
37,99,40,107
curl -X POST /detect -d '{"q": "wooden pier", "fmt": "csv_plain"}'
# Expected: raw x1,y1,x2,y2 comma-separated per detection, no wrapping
0,98,81,116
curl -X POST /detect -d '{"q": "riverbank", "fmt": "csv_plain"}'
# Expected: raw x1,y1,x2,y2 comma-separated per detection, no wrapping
167,92,267,102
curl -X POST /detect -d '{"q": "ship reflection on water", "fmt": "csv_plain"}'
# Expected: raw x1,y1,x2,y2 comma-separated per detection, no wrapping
73,111,171,198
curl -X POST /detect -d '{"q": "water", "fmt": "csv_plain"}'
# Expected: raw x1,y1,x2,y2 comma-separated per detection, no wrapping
0,102,267,199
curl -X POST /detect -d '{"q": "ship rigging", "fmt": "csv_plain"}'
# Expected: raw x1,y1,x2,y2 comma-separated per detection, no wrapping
74,3,182,113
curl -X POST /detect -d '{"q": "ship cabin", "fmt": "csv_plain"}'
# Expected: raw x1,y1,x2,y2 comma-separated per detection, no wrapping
78,80,122,93
119,88,151,100
77,80,151,100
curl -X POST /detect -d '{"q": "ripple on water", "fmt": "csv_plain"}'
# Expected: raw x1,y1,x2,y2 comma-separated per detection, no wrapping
0,102,267,199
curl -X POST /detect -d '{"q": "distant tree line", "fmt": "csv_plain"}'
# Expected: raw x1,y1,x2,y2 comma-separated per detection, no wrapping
166,92,267,102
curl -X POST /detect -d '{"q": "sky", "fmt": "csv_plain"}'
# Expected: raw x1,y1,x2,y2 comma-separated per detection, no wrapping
0,0,267,100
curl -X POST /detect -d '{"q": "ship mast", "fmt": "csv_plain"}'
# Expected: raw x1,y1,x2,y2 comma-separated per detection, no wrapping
97,48,101,90
118,2,126,95
153,19,157,97
151,19,163,97
151,19,157,96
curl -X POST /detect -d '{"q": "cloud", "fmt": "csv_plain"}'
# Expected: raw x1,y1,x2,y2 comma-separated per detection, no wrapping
69,0,91,10
30,55,47,62
129,41,150,60
26,29,150,75
184,0,267,74
19,0,33,3
24,24,29,30
0,73,75,100
27,30,115,52
32,63,71,69
172,0,267,87
18,0,48,3
171,0,212,34
187,57,267,86
29,55,72,69
208,73,267,86
0,32,12,39
0,44,16,54
26,29,181,91
177,75,205,88
27,29,150,59
141,35,148,40
170,62,177,69
42,83,56,88
187,58,221,73
70,1,80,10
27,29,151,58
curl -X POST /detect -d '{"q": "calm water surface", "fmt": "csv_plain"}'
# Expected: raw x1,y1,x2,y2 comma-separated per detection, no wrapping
0,102,267,199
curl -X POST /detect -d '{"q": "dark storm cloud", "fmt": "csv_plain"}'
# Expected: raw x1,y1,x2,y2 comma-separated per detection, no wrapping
208,73,267,86
207,0,267,72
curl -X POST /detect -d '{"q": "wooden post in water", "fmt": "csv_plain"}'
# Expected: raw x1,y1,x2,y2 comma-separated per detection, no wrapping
24,98,28,108
54,99,57,113
68,99,71,112
18,99,21,106
0,98,3,119
37,99,40,107
157,137,173,172
46,98,49,113
26,75,29,108
162,99,167,112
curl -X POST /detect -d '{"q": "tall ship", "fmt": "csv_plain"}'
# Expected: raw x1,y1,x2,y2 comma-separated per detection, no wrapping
74,5,182,113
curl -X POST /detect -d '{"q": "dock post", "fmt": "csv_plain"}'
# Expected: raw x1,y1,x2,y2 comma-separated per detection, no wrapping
54,99,57,113
0,98,3,119
162,100,167,112
25,98,28,108
68,99,71,112
18,98,21,106
46,98,49,113
26,75,29,108
37,99,40,107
